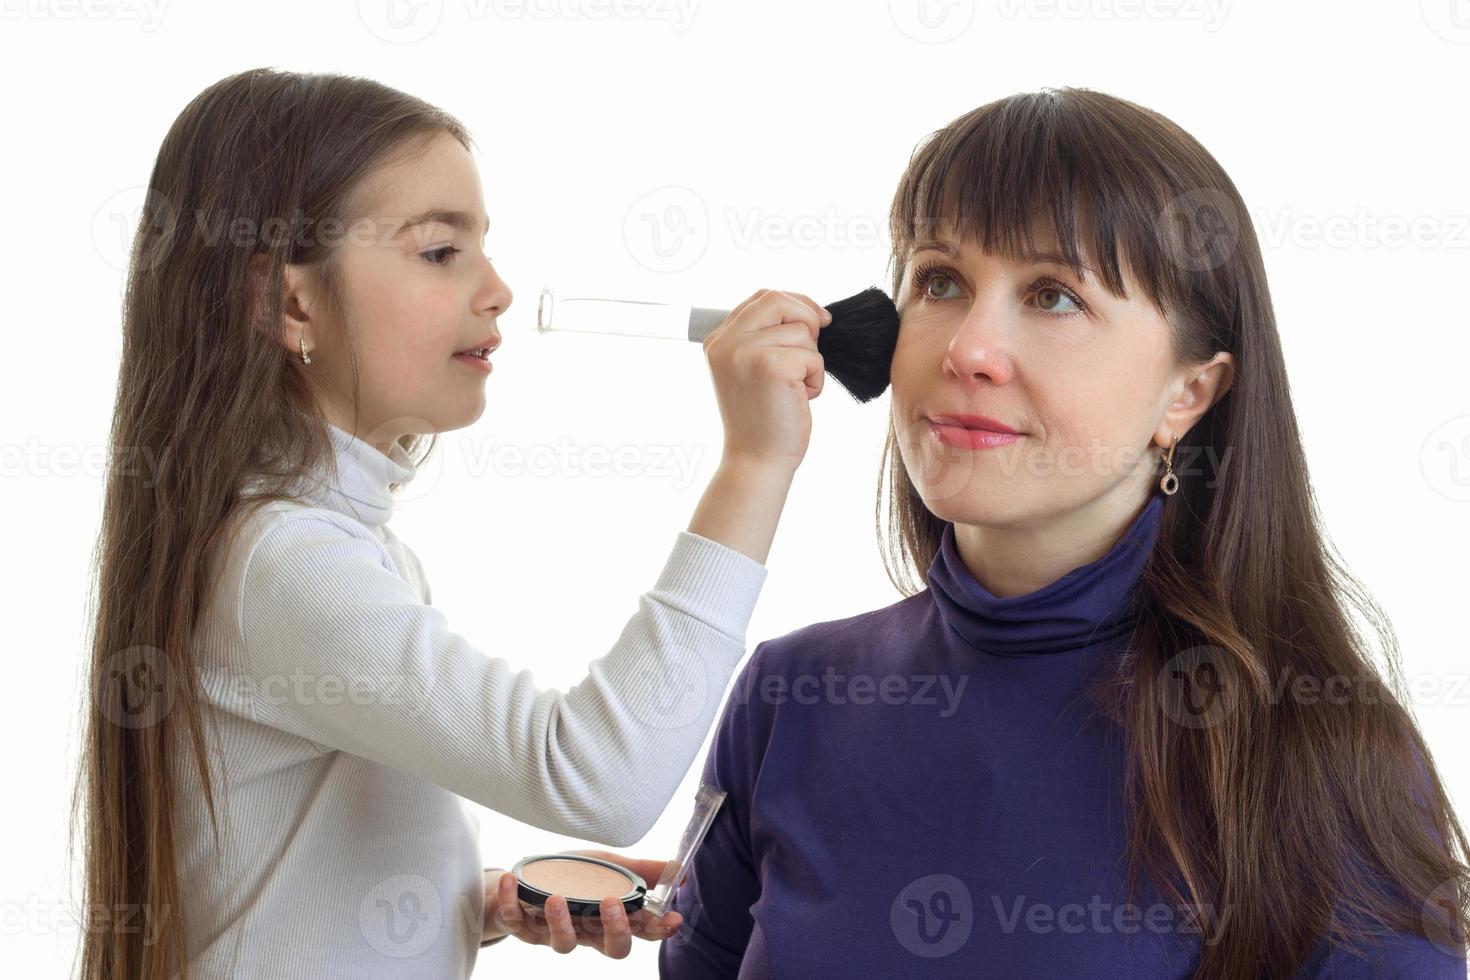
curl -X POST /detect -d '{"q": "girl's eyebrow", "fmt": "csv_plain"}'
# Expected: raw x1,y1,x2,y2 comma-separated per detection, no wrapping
396,208,491,240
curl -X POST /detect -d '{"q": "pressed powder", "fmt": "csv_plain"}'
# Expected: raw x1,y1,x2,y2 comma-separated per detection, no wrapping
520,859,636,900
511,854,647,919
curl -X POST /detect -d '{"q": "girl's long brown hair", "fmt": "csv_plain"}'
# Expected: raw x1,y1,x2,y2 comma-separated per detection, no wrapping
70,68,466,980
879,88,1468,977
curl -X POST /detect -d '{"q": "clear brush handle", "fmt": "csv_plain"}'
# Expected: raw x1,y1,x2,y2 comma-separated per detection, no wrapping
535,287,728,342
641,782,727,917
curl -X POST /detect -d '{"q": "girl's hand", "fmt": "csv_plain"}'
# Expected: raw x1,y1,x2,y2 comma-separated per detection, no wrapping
702,288,831,474
485,850,684,958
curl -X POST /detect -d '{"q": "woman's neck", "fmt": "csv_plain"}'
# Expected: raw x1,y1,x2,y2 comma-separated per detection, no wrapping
951,484,1157,599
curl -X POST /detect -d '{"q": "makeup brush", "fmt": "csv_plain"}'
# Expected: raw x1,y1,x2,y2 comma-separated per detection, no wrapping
535,286,899,403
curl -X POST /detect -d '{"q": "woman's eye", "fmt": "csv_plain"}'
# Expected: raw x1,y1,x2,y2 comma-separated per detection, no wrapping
908,263,1087,318
1032,284,1081,315
925,273,961,300
422,246,460,266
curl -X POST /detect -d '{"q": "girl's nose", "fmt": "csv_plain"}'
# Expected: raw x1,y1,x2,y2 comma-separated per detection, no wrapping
480,258,513,319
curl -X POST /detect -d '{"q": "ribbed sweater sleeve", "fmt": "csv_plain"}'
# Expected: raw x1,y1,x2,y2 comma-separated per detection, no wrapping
234,509,768,847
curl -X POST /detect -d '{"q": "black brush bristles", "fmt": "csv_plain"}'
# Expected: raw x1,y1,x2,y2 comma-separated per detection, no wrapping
817,287,900,404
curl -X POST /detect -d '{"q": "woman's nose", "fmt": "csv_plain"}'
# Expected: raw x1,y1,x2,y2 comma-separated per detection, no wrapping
944,307,1016,384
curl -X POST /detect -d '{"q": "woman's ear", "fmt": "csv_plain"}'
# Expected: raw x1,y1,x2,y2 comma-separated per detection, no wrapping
1156,351,1235,448
249,252,316,355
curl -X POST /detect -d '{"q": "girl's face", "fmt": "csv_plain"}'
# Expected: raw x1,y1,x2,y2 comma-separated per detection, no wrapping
890,224,1232,529
291,132,512,449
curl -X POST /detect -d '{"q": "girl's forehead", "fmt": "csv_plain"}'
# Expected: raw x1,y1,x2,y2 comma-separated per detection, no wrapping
354,135,483,211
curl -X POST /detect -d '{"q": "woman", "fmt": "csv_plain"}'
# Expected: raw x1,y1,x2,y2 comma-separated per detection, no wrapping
659,88,1469,978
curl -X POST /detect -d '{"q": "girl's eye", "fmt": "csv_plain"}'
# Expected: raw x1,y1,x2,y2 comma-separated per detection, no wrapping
422,245,461,266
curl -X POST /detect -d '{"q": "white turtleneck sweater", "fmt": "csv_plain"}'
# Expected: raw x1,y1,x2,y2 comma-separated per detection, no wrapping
174,422,769,979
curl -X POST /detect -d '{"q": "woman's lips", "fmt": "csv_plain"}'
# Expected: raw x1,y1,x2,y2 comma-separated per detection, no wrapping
926,418,1021,450
928,414,1020,434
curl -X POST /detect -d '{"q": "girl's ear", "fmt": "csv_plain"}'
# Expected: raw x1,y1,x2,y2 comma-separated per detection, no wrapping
249,252,317,354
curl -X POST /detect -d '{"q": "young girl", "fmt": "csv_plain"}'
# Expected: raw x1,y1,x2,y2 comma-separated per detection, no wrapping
72,68,833,979
660,89,1470,978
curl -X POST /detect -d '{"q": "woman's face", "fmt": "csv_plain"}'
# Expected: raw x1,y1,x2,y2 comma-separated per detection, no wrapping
284,131,513,449
890,223,1231,529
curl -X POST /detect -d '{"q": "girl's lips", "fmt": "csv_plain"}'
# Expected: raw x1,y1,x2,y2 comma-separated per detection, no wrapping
452,351,493,373
927,419,1021,450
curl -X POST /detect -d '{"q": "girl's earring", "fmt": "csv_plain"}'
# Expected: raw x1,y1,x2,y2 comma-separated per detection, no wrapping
1159,434,1179,496
299,336,311,365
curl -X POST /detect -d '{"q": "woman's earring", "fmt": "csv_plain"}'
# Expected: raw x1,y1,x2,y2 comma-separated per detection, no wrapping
299,336,311,365
1159,434,1179,496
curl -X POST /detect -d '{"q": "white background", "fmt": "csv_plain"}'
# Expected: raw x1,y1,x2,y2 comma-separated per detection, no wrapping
2,0,1468,976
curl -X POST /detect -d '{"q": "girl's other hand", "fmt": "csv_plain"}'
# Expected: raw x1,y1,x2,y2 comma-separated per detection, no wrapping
487,851,683,958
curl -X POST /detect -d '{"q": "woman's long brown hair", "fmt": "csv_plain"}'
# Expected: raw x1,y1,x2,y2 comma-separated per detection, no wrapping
879,88,1468,977
70,68,467,980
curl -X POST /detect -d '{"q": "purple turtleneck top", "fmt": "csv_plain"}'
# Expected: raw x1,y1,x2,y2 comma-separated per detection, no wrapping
658,495,1466,978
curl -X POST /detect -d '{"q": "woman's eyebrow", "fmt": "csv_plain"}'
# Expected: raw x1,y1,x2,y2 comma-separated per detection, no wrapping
912,240,1095,279
1024,251,1096,279
910,240,959,257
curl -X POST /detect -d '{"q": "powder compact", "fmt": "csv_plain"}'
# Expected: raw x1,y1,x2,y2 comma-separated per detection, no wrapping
511,782,726,919
512,853,648,918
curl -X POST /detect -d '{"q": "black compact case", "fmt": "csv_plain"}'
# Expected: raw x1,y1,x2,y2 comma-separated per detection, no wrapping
511,853,648,918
